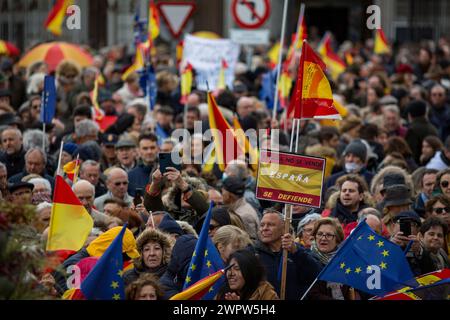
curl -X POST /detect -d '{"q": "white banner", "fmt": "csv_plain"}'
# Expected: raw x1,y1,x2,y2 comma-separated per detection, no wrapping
182,34,240,91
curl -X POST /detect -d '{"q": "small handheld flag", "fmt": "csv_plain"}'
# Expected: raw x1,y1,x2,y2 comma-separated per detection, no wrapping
44,0,73,36
374,28,390,55
80,225,127,300
40,75,56,124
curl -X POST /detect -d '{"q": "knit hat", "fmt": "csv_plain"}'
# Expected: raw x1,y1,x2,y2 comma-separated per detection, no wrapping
222,176,246,196
158,213,184,236
405,100,427,118
343,140,367,162
63,142,78,156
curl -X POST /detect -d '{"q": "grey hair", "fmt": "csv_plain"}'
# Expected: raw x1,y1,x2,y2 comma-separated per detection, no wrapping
75,119,99,138
262,208,284,222
23,130,49,152
383,104,400,115
36,201,52,212
226,160,248,179
25,147,47,165
358,208,382,223
80,159,100,171
297,213,322,235
0,162,6,171
29,178,51,192
2,127,22,139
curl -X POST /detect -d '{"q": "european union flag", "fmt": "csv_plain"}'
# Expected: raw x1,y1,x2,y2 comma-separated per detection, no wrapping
317,220,419,296
80,224,127,300
259,70,277,111
40,75,56,124
183,202,225,300
139,65,157,111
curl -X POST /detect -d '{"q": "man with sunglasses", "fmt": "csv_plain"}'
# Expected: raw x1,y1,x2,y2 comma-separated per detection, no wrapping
94,167,133,211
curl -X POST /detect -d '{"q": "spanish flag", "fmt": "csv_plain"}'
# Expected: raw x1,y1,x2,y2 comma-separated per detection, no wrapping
317,32,346,81
278,68,293,109
90,74,104,122
170,268,226,300
267,42,280,70
216,59,228,90
63,159,80,183
288,41,340,120
44,0,73,36
233,116,258,173
374,28,390,55
208,92,245,171
286,6,307,65
180,62,193,104
121,42,147,81
148,0,160,42
320,97,348,127
46,175,94,252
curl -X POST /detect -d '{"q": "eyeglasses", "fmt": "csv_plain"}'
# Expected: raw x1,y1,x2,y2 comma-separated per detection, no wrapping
441,180,450,188
114,181,128,186
432,93,444,97
433,207,450,215
32,104,40,110
315,232,336,240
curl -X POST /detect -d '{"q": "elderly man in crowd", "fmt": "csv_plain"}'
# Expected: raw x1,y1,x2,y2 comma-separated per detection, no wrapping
73,179,111,227
94,167,133,211
0,127,25,178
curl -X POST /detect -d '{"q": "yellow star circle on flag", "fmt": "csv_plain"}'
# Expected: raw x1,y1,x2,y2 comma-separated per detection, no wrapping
355,267,362,274
204,250,208,257
368,235,375,241
345,268,352,274
112,294,121,300
380,262,387,269
340,262,346,269
381,250,389,257
191,264,197,271
206,260,212,268
185,276,191,283
377,241,384,247
111,281,119,289
117,270,124,277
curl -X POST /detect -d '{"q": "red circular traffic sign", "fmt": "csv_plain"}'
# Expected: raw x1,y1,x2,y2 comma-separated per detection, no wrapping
231,0,270,29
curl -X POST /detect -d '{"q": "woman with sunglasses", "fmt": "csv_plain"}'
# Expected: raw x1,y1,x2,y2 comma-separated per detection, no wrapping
435,168,450,198
425,195,450,259
309,218,357,300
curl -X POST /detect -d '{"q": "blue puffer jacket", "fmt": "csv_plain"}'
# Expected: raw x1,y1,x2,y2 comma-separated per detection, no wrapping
127,162,156,197
159,234,197,299
254,241,322,300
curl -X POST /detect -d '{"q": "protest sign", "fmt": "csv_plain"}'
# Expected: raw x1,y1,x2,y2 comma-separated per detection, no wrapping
256,150,326,208
182,34,240,90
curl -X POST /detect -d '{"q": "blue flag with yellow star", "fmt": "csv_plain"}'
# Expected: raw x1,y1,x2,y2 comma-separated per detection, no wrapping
80,224,127,300
40,75,56,124
317,220,419,296
183,202,225,300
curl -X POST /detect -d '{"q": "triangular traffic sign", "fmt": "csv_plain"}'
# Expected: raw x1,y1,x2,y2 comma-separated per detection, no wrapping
157,2,196,38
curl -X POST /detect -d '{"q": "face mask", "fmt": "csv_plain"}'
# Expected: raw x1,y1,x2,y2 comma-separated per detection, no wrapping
345,162,362,173
222,173,228,181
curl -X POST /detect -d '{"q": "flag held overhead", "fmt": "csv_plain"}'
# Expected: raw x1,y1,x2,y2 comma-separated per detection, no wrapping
40,75,56,124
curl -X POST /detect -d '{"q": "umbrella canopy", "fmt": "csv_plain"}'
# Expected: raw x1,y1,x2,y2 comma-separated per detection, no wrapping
18,42,93,72
0,40,20,57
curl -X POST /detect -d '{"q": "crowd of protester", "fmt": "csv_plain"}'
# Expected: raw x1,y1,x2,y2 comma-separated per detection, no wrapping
0,32,450,300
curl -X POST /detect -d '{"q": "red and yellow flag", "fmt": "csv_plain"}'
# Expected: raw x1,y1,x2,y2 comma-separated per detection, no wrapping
208,92,245,171
286,8,307,66
63,159,80,183
374,28,390,55
170,269,225,300
278,68,293,109
287,41,340,120
267,42,280,70
216,59,228,90
233,116,258,173
90,74,104,122
148,0,160,42
44,0,73,36
121,42,147,81
180,62,193,104
46,175,94,252
317,32,346,81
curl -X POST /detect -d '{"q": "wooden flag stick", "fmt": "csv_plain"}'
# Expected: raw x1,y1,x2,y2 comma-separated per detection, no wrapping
56,141,64,176
73,153,80,184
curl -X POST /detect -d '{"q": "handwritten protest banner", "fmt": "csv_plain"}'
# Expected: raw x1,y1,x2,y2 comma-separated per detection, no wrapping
182,34,240,90
256,150,326,208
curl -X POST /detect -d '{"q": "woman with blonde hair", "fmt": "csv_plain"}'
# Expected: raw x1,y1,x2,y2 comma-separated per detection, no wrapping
212,225,253,262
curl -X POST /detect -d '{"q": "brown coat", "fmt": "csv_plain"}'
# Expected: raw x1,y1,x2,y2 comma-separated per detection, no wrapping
249,281,279,300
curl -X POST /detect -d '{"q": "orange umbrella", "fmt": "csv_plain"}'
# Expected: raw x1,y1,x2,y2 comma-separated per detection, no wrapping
18,42,93,72
0,40,20,57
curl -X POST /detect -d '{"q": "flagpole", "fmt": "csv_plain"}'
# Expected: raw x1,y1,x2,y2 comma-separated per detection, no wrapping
42,123,46,151
73,153,80,184
271,0,289,122
56,140,64,176
280,115,297,300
